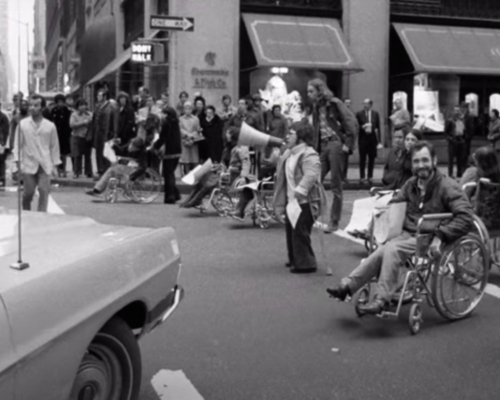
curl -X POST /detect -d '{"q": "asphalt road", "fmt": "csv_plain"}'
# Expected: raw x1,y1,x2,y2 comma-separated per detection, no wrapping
3,187,500,400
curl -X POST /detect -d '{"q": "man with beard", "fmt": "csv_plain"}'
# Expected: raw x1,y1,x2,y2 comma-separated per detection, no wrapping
326,141,473,315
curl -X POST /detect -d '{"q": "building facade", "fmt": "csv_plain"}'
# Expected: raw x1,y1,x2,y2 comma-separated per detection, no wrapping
0,0,10,102
44,0,500,160
31,0,47,94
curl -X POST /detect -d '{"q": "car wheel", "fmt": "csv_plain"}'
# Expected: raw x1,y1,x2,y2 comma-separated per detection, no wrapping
69,317,141,400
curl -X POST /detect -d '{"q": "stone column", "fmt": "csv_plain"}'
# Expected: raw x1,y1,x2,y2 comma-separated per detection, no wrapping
168,0,240,108
343,0,391,146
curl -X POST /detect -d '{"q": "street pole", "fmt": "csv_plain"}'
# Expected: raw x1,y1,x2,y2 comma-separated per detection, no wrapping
10,3,29,270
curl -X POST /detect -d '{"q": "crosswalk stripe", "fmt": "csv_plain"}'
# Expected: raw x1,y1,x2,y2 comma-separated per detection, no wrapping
2,187,65,214
151,370,204,400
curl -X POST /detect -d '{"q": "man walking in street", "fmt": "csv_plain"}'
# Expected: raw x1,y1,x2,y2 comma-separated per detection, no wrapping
13,94,60,212
445,105,468,178
356,99,381,186
307,78,357,233
0,102,10,187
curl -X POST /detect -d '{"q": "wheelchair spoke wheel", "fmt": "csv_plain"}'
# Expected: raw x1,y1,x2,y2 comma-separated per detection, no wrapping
409,303,423,335
431,234,489,321
127,169,161,204
211,190,234,217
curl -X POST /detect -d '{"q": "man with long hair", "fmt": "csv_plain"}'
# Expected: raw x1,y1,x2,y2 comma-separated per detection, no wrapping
307,78,357,233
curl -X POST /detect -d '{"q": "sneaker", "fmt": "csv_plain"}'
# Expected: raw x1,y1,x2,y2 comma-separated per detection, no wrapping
326,284,351,301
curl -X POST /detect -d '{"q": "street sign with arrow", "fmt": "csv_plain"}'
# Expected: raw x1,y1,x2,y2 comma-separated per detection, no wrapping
150,15,195,32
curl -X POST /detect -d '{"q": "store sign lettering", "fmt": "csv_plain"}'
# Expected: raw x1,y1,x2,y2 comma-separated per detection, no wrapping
191,67,229,90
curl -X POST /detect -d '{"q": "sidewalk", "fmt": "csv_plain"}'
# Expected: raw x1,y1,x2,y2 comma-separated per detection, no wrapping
50,164,450,193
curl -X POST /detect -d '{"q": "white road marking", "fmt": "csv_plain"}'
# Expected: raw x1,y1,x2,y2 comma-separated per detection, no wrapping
332,227,500,300
152,370,204,400
2,187,65,214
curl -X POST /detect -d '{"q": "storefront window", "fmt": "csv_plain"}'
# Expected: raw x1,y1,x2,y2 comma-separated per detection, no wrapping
465,93,478,116
489,94,500,113
392,91,408,110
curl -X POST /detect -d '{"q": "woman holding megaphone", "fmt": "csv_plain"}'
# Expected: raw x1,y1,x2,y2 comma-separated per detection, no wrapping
273,122,327,274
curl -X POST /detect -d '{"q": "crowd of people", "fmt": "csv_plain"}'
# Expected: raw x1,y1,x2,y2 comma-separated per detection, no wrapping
1,79,500,285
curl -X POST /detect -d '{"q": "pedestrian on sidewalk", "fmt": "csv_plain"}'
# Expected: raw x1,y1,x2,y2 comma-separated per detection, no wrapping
70,99,93,179
356,99,381,186
0,103,9,187
116,92,136,144
273,123,327,274
488,109,500,164
307,78,357,233
155,107,182,204
13,94,60,212
445,105,468,178
90,89,118,179
50,94,72,177
179,101,201,174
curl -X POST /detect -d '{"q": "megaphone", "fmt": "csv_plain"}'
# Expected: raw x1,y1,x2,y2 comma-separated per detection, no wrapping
181,158,213,185
238,122,283,148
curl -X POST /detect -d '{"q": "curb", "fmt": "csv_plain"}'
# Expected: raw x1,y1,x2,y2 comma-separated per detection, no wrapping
51,178,383,193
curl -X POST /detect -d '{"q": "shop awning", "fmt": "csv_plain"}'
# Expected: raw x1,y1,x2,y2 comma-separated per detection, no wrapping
242,13,361,71
85,30,161,85
80,15,117,85
394,23,500,75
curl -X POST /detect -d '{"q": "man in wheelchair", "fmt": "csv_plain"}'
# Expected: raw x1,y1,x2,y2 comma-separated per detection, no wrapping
327,141,474,315
86,136,147,196
180,127,250,208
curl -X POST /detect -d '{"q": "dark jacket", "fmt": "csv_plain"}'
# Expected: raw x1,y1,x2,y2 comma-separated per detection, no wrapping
114,140,147,170
382,148,412,190
91,100,118,148
51,104,72,155
0,111,9,146
356,109,381,145
118,105,136,143
445,117,469,144
312,97,358,153
267,115,288,139
201,115,224,163
391,170,474,243
154,107,182,159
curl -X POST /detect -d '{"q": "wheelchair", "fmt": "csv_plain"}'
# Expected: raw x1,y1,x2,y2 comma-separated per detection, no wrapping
103,158,161,204
207,173,279,229
351,213,490,335
463,178,500,270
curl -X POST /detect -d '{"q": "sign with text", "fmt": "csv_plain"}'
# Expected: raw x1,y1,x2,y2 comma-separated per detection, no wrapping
150,15,194,32
131,42,164,63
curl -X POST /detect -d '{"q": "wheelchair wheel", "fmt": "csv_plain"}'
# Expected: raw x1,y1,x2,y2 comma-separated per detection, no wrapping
104,178,119,203
354,287,370,317
211,190,234,217
431,234,489,321
127,168,161,204
409,303,423,335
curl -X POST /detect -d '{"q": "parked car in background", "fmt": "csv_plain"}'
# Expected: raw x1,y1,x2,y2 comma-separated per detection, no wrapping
0,208,183,400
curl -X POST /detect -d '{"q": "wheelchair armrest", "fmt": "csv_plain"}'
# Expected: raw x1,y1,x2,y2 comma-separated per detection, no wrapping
370,187,397,197
417,213,453,234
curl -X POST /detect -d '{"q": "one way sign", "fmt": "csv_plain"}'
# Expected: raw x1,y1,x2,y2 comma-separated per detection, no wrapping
150,15,195,32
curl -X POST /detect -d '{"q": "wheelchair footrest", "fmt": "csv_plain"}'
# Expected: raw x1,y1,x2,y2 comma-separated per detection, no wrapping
376,311,398,320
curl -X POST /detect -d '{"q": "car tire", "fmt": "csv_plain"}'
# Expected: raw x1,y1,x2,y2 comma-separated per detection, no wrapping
69,317,142,400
